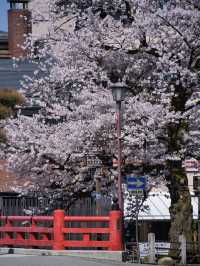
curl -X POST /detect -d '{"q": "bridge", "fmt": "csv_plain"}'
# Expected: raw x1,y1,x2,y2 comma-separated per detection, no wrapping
0,210,123,251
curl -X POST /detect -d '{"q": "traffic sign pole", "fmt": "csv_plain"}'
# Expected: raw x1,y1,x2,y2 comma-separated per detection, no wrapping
127,176,146,261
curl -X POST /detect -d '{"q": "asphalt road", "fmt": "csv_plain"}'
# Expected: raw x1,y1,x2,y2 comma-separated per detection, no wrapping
0,255,136,266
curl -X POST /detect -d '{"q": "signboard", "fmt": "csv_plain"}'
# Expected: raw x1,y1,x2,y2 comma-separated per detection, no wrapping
127,176,146,192
139,242,170,258
112,159,124,167
183,159,199,171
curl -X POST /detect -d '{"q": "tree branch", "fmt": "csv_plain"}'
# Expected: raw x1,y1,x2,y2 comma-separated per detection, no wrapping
156,14,192,50
54,15,78,32
185,0,200,11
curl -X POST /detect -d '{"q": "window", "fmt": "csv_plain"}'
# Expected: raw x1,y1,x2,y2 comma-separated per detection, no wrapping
10,2,28,10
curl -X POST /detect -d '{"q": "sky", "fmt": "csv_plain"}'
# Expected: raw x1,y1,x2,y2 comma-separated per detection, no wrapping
0,0,9,31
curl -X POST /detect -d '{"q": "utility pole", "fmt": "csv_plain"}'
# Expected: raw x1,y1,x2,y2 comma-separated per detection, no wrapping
193,175,200,252
198,177,200,252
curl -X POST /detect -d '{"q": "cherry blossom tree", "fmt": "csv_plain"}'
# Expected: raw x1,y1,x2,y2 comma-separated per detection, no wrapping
2,0,200,246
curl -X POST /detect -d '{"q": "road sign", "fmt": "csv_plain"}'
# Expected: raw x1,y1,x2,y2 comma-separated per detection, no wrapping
127,176,146,191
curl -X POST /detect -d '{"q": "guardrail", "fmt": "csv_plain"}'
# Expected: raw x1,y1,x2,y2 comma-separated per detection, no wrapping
0,210,123,251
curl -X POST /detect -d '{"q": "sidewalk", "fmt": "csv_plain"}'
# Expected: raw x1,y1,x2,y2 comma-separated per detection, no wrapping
0,248,125,262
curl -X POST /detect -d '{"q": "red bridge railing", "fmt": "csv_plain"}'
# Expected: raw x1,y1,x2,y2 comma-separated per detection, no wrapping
0,210,123,251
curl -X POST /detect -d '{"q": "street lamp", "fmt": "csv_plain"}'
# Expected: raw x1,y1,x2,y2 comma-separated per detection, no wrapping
111,84,127,214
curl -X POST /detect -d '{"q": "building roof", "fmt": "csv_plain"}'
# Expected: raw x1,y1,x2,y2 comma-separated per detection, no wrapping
0,59,38,90
125,191,198,220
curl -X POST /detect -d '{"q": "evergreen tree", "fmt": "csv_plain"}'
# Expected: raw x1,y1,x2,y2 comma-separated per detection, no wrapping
0,90,24,143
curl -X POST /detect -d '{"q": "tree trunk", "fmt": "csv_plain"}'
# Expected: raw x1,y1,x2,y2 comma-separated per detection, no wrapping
166,160,193,257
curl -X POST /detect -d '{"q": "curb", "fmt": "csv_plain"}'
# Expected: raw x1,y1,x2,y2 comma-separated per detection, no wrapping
0,248,124,262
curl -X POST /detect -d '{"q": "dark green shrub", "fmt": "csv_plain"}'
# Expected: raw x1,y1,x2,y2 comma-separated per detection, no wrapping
0,90,25,109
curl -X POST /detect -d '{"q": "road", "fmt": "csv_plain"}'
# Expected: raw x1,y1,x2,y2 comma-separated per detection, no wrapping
0,255,137,266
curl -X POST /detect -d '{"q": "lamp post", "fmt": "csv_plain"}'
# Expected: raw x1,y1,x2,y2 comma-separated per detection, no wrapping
111,84,127,214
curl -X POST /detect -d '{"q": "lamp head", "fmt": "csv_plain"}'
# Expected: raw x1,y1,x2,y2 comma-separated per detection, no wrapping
111,85,128,102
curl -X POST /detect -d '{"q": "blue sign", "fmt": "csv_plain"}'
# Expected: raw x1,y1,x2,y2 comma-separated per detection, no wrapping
127,176,146,191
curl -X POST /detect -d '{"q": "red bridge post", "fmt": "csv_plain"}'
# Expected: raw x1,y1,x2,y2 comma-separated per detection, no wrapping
109,210,123,251
53,210,64,250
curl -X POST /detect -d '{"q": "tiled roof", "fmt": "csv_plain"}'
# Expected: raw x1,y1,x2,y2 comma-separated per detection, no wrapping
0,51,10,59
0,59,38,90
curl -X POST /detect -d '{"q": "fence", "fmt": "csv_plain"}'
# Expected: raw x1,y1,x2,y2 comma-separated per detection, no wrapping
132,233,200,264
0,195,49,216
0,195,111,216
0,210,123,251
